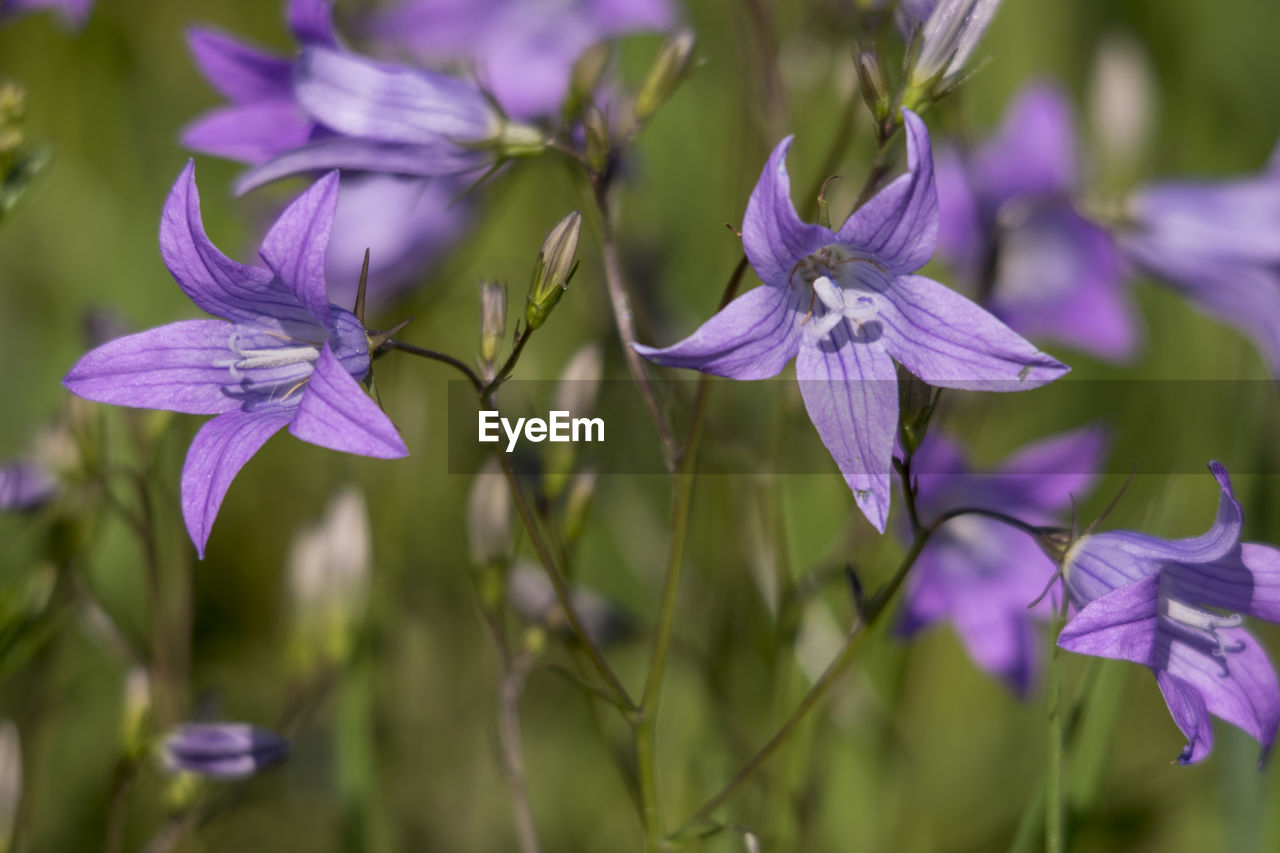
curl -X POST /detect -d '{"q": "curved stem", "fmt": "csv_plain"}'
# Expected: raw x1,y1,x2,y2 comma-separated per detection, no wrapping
382,340,483,390
928,506,1057,539
481,326,534,399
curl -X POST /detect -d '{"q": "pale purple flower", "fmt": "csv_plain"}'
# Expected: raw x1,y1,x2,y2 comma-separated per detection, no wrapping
1058,462,1280,764
636,110,1068,530
182,0,469,305
935,83,1138,360
0,461,57,511
906,0,1002,94
365,0,675,119
62,165,408,558
899,427,1104,693
162,723,290,779
0,0,92,28
1118,154,1280,375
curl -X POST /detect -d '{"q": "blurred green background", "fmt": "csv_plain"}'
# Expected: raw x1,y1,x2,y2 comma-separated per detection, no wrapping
3,0,1280,850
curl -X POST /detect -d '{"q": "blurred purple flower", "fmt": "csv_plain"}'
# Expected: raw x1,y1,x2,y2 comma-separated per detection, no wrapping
183,0,470,305
905,0,1002,95
935,82,1138,360
0,0,93,28
1058,462,1280,764
163,723,290,779
0,461,58,511
365,0,675,119
898,427,1104,693
63,165,407,558
1118,154,1280,375
636,110,1068,530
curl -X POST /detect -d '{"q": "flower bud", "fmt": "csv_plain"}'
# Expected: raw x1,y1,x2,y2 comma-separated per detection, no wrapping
905,0,1002,107
525,211,582,330
507,562,629,647
467,456,512,570
496,119,549,159
121,667,152,760
161,723,290,780
854,48,891,126
584,107,611,174
0,720,20,849
634,30,696,125
1088,32,1156,179
561,469,598,545
564,42,611,121
479,280,507,370
545,344,603,497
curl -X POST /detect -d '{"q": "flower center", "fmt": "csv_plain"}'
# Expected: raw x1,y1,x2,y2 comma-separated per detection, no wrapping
791,247,887,344
213,328,326,406
1162,596,1245,674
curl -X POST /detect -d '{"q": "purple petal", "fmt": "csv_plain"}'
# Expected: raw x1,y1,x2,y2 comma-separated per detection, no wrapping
2,0,93,28
1166,543,1280,624
180,100,315,165
63,320,241,415
259,172,340,328
1157,670,1214,765
164,723,290,779
634,285,802,379
932,145,984,279
233,137,487,195
1058,573,1161,664
288,0,338,47
187,28,292,103
740,136,836,288
794,328,898,531
836,110,938,274
993,425,1107,511
294,47,495,145
0,461,58,510
971,83,1078,208
160,163,315,325
991,207,1138,362
877,274,1069,389
182,409,290,558
289,345,408,459
1129,178,1280,266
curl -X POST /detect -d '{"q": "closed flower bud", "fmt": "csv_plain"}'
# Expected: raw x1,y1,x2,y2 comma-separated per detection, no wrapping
584,107,611,174
495,119,549,159
634,30,696,125
565,43,611,121
544,344,604,497
1088,33,1156,178
561,469,598,545
854,48,891,126
467,457,512,569
525,211,582,330
121,667,151,760
479,280,507,370
161,723,290,780
0,720,20,850
905,0,1002,106
507,562,629,647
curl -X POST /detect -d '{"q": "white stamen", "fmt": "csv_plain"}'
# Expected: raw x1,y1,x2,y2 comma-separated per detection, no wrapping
1163,597,1245,660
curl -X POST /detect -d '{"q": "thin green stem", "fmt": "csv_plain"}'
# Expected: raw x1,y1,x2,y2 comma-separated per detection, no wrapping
481,326,534,398
382,339,483,390
1046,589,1071,853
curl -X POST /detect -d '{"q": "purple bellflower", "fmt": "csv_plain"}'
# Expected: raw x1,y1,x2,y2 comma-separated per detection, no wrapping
62,165,408,558
1057,462,1280,764
0,0,93,28
366,0,676,120
1118,153,1280,375
899,427,1104,693
0,461,58,511
904,0,1002,96
182,0,470,306
636,110,1068,530
162,723,290,780
934,82,1137,360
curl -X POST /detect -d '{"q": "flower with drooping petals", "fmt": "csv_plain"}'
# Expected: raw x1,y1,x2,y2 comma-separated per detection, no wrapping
898,427,1105,693
63,164,408,558
636,109,1068,530
934,82,1138,360
162,723,290,780
1057,462,1280,764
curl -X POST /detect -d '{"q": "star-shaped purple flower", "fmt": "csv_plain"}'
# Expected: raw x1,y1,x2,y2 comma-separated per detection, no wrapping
899,426,1105,693
1058,462,1280,764
934,82,1138,360
366,0,676,120
1118,150,1280,375
636,110,1068,530
182,0,471,307
63,164,408,558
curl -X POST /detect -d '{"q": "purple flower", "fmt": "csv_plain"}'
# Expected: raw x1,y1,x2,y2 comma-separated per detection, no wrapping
899,427,1104,693
62,165,408,558
1058,462,1280,764
935,83,1138,360
162,723,290,779
636,110,1068,530
905,0,1002,95
1118,156,1280,375
0,461,58,511
182,0,468,305
365,0,675,119
0,0,92,28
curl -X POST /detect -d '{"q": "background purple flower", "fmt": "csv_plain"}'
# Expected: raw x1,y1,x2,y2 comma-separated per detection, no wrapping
62,165,408,558
934,82,1138,361
0,460,58,511
1118,156,1280,375
637,109,1068,531
899,426,1105,693
183,0,471,307
0,0,93,28
1058,462,1280,764
162,723,290,779
365,0,676,119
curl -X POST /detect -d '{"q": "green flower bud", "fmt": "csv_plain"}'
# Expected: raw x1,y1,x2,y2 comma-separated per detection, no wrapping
479,280,507,370
496,119,549,159
564,42,611,122
525,211,582,330
854,48,891,127
467,456,512,570
634,30,696,126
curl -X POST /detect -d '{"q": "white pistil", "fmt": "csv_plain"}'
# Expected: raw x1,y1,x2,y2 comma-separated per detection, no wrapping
1163,597,1245,660
803,275,878,342
213,330,322,382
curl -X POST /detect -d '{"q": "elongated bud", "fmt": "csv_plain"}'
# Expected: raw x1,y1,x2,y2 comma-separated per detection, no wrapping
1088,32,1156,179
565,43,611,122
634,30,696,125
525,211,582,330
897,369,939,454
545,344,604,498
121,667,152,760
467,456,512,569
561,469,598,545
584,107,611,174
904,0,1002,108
855,48,891,127
0,82,26,155
0,720,20,851
479,280,507,372
495,119,548,159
